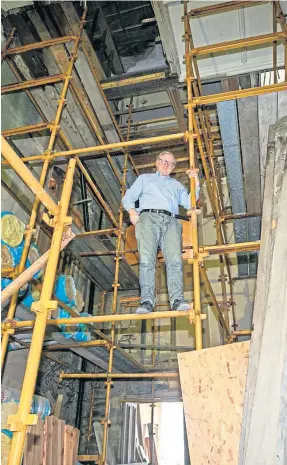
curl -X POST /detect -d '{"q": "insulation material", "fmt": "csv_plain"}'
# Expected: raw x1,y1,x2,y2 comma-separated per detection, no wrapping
21,283,41,308
1,387,51,421
55,308,91,342
54,275,76,305
1,430,12,465
1,277,12,291
1,212,25,247
1,244,15,268
1,402,18,430
27,243,42,279
1,386,51,464
75,289,84,313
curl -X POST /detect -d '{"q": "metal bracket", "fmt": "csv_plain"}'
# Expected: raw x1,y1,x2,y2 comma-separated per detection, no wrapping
104,380,114,387
188,310,196,324
63,216,73,226
188,252,208,264
42,213,71,228
2,328,15,336
8,413,38,432
100,418,111,425
42,212,55,227
24,226,37,238
2,319,18,331
31,300,58,315
184,130,192,142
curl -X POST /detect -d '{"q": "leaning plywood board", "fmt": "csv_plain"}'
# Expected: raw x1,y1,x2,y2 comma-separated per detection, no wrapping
178,342,249,465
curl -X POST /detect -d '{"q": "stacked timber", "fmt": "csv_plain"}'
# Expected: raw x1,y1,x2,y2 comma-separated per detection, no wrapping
23,415,80,465
238,116,287,465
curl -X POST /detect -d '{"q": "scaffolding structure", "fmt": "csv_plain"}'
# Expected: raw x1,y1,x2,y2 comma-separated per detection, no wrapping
1,2,287,464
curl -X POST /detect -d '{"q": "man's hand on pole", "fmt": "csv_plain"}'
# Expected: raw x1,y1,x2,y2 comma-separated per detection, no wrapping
187,168,201,216
129,208,140,226
187,168,200,187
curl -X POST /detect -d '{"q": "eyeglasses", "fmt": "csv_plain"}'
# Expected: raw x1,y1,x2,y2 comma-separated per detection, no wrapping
158,158,176,168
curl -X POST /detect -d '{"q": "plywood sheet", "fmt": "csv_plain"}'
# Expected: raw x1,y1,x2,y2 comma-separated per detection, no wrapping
178,342,250,465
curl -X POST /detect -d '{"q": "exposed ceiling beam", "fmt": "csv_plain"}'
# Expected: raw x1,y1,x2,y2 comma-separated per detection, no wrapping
102,73,178,99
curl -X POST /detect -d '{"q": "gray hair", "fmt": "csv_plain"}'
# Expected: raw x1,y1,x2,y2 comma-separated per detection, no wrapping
157,151,176,164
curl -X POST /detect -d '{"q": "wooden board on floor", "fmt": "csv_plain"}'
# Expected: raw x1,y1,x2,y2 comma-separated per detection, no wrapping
44,415,65,465
178,342,249,465
64,425,80,465
24,418,44,465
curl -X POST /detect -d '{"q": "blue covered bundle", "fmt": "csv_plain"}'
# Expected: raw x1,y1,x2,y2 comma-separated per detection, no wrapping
56,308,91,342
1,386,51,427
1,241,42,281
15,242,42,280
21,283,41,308
1,241,41,301
54,274,76,305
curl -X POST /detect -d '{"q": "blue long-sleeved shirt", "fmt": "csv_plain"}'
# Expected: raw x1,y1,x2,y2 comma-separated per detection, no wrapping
122,171,200,215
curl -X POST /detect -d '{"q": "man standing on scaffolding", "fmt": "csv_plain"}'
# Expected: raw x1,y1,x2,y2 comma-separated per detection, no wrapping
122,151,200,314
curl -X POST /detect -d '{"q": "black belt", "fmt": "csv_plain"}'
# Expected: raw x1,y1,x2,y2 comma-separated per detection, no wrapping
140,209,189,221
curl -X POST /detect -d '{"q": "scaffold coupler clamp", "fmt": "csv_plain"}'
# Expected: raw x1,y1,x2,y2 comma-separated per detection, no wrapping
31,300,58,318
8,413,38,432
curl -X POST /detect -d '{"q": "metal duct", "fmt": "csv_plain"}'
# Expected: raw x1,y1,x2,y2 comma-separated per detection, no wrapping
217,100,249,276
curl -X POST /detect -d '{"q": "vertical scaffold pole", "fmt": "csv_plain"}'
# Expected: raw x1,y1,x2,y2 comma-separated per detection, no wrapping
184,1,202,350
101,99,133,464
6,155,76,465
1,8,87,368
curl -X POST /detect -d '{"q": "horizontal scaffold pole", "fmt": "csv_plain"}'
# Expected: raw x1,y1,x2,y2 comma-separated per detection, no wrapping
189,32,286,57
187,1,268,18
2,36,78,57
80,241,260,258
60,371,179,380
75,228,118,238
200,241,260,255
101,71,166,89
2,132,189,164
190,83,286,106
1,74,66,94
1,310,206,330
2,122,53,137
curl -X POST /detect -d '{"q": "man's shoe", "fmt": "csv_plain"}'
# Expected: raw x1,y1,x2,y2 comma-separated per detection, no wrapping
172,300,190,311
136,301,153,314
